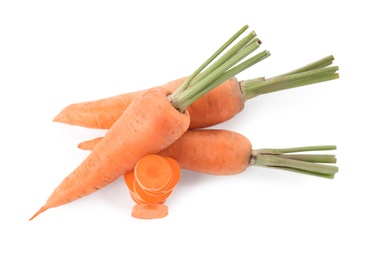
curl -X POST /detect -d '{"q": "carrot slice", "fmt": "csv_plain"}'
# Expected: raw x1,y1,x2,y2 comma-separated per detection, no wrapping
129,190,145,204
123,169,136,192
133,179,172,204
131,203,169,219
162,157,181,191
134,155,172,192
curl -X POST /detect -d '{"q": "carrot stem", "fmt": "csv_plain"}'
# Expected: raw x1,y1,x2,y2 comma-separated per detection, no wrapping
188,31,258,87
174,25,250,95
173,40,263,110
278,154,337,163
251,145,338,178
275,55,335,77
169,25,269,112
193,50,270,99
241,65,339,101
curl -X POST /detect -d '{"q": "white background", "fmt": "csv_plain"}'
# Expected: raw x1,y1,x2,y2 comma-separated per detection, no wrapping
1,1,389,259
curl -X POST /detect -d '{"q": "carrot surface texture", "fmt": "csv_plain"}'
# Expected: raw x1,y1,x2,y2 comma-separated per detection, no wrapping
53,55,339,129
124,155,181,219
30,25,271,220
82,129,339,179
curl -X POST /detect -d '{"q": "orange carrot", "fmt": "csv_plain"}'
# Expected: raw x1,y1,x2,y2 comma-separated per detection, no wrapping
161,129,339,178
125,169,173,204
162,156,181,191
124,155,181,219
134,155,173,192
131,203,169,219
124,155,180,204
30,87,190,220
30,25,268,220
81,129,339,178
53,56,339,130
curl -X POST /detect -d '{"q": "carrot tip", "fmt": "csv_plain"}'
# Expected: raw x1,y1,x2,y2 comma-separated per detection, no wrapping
29,206,47,221
131,203,168,219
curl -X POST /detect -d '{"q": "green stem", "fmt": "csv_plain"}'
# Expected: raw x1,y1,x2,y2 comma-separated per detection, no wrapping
170,26,268,112
174,25,250,96
278,154,337,163
241,65,339,101
250,145,338,179
274,55,334,77
188,30,257,87
185,50,270,107
198,50,271,97
257,145,337,154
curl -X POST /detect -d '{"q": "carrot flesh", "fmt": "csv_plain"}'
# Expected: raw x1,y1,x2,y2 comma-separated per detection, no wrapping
133,180,172,204
162,156,181,191
129,190,145,204
134,155,172,192
124,169,136,191
131,203,169,219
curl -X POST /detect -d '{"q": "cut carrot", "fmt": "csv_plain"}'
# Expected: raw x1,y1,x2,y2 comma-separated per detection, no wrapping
126,155,179,203
134,155,172,192
129,190,145,204
30,25,268,220
133,180,172,204
162,156,181,191
54,55,338,130
124,169,136,192
131,203,169,219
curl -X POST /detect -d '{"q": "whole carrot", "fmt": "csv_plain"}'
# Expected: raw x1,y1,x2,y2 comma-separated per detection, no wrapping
30,25,270,220
80,129,338,178
53,56,339,129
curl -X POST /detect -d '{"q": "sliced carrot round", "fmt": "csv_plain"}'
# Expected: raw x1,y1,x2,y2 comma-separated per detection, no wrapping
133,179,172,204
142,188,171,197
123,169,136,192
129,190,145,204
131,203,169,219
162,157,181,191
134,155,172,192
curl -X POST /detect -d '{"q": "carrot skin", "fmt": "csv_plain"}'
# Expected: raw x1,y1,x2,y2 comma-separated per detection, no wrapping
53,77,243,129
158,129,252,175
30,88,190,220
79,129,252,175
186,77,242,129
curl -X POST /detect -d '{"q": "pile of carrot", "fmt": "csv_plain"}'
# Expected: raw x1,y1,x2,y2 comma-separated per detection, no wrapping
30,25,340,220
125,155,181,219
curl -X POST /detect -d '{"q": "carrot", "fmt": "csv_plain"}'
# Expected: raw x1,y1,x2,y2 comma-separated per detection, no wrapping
53,55,339,129
131,203,169,219
81,129,339,178
125,169,173,204
162,129,339,178
134,155,173,192
124,155,181,219
162,156,181,191
125,155,181,203
30,25,269,220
